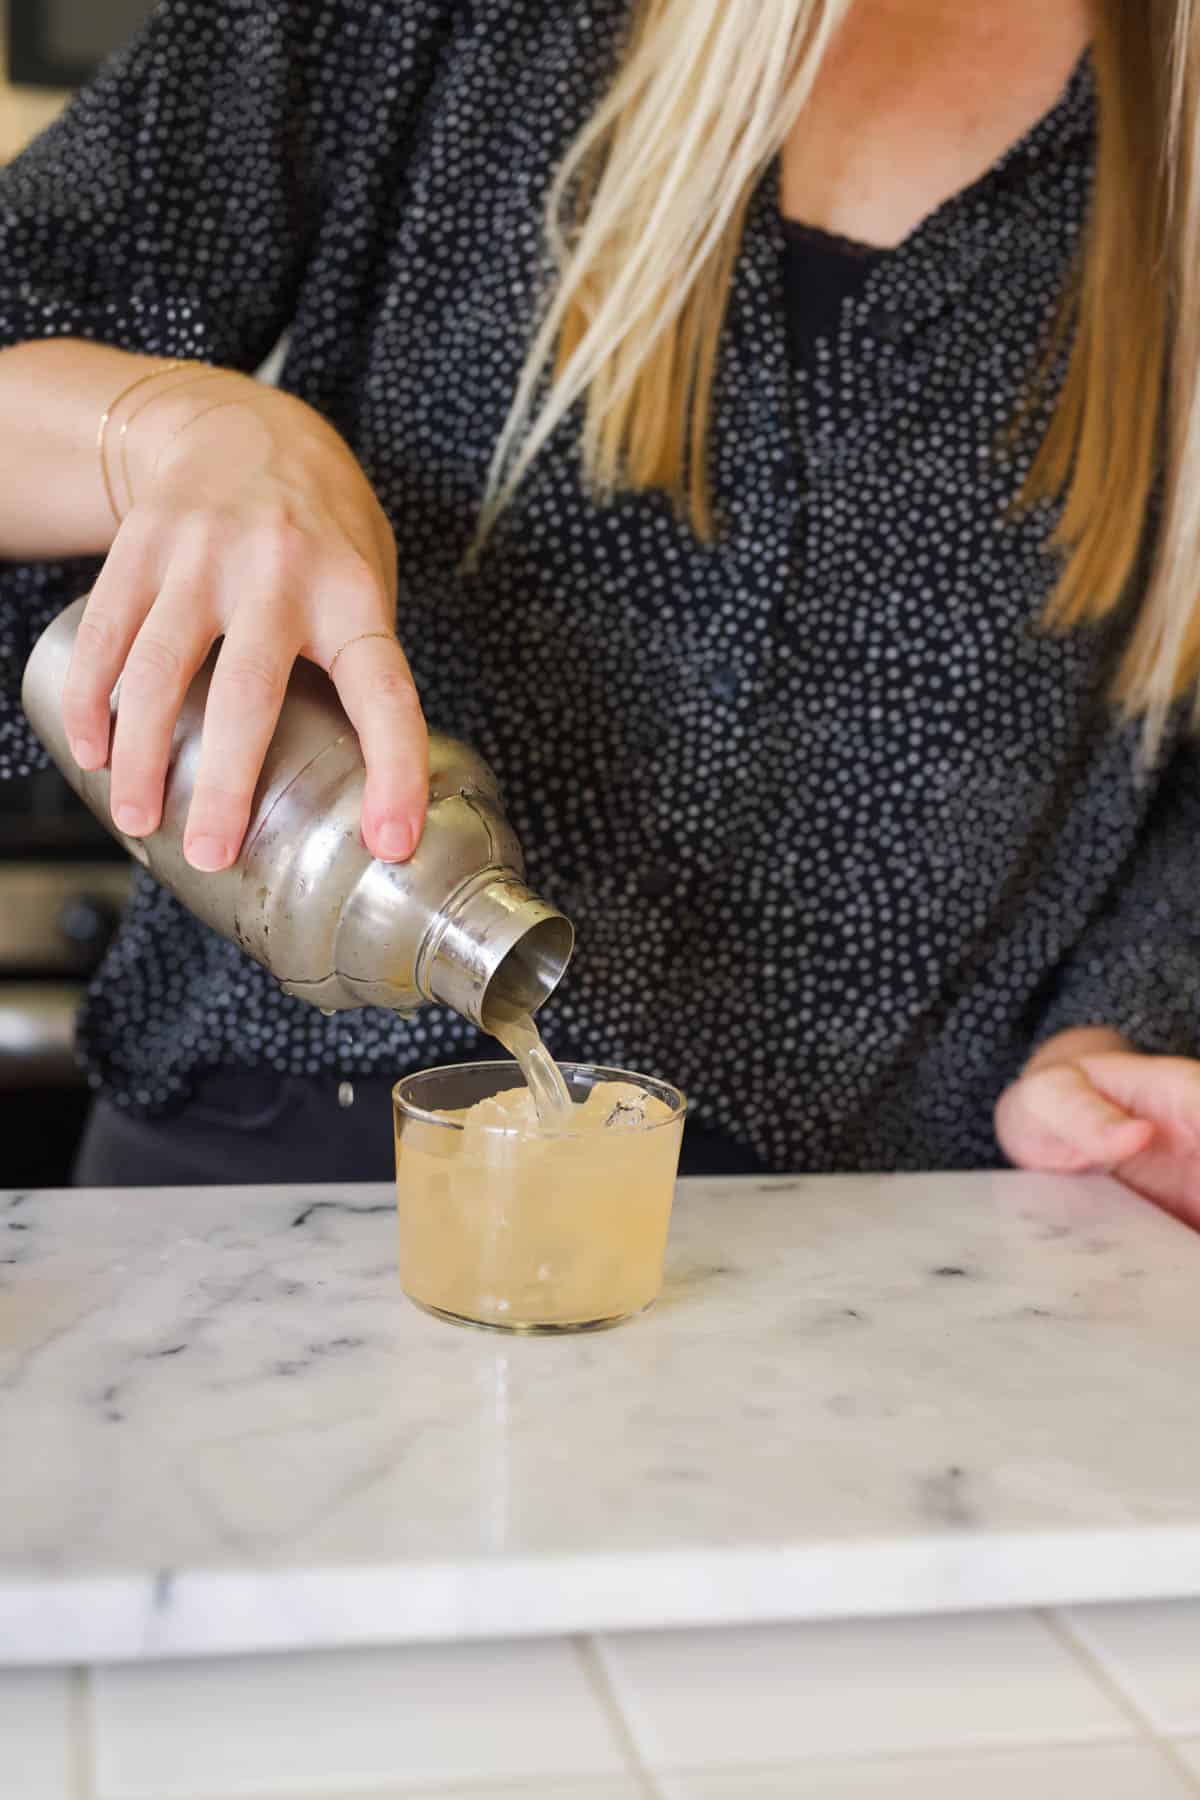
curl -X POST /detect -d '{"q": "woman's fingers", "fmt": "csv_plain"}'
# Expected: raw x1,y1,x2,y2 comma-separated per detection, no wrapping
186,615,428,869
1079,1052,1200,1149
185,619,300,870
62,467,419,870
59,526,158,769
328,632,428,862
996,1063,1156,1173
108,580,217,839
1108,1141,1200,1226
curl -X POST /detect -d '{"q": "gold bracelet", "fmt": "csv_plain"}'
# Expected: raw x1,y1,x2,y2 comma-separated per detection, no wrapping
145,379,286,485
97,360,187,527
99,358,219,525
118,366,220,515
154,391,253,461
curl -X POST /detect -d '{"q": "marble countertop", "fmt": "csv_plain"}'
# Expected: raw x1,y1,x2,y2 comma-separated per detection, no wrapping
4,1170,1200,1666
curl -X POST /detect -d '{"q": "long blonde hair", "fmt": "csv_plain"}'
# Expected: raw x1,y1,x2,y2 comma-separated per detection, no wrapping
481,0,1199,738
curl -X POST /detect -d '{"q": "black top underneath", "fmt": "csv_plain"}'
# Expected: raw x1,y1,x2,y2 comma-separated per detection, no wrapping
780,219,887,366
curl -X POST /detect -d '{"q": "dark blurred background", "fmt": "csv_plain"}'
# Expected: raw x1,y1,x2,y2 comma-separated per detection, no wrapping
6,0,153,89
0,775,132,1185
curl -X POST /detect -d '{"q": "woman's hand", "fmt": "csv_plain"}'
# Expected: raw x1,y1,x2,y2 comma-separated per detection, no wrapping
60,367,427,871
995,1026,1200,1227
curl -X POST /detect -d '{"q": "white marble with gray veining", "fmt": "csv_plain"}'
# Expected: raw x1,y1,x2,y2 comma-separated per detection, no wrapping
4,1170,1200,1665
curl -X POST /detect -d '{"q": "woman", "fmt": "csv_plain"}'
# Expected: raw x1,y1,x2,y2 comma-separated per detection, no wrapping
1,0,1198,1206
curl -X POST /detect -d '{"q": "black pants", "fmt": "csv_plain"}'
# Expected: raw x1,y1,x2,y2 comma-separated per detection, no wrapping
74,1070,765,1186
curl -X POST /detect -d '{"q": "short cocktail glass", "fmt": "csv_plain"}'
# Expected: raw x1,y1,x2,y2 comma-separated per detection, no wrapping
392,1060,686,1333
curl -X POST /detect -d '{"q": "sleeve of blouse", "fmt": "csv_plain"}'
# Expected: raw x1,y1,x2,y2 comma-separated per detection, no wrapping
0,0,454,777
1034,739,1200,1058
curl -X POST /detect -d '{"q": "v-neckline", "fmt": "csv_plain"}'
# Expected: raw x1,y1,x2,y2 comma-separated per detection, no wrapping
776,46,1094,265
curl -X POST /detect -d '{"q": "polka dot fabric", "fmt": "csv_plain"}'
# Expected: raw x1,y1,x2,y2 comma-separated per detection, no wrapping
2,7,1198,1171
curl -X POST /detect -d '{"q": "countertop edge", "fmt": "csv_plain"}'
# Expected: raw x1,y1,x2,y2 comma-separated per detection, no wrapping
6,1526,1200,1666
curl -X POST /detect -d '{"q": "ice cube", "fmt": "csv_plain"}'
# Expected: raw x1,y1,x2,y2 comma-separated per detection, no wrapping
573,1079,643,1131
599,1082,675,1132
604,1096,647,1130
434,1086,541,1140
464,1087,540,1133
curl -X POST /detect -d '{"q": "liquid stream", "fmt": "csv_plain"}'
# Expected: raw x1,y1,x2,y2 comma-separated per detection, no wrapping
488,1008,573,1125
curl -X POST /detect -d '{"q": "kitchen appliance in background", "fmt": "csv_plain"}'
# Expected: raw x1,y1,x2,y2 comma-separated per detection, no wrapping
0,769,131,1185
7,0,154,88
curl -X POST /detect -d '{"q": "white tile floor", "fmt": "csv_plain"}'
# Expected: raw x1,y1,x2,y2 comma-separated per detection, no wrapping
91,1639,625,1798
7,1605,1200,1799
1061,1602,1200,1734
117,1786,647,1800
593,1613,1125,1769
0,1667,74,1800
660,1743,1195,1799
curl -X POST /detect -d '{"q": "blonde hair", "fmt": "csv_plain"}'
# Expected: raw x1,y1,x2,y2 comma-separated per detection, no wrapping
481,0,1200,737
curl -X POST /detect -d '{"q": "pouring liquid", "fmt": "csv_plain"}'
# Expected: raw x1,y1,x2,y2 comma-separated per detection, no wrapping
488,1008,573,1125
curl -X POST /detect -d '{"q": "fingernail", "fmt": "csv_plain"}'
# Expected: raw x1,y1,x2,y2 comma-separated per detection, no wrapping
113,804,152,837
376,820,414,861
73,738,104,770
186,835,231,872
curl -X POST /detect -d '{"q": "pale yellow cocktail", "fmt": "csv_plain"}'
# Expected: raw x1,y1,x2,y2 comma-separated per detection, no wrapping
393,1062,685,1332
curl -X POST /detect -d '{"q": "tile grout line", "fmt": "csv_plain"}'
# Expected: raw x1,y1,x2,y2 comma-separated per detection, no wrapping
1042,1609,1200,1796
68,1666,95,1800
572,1635,665,1800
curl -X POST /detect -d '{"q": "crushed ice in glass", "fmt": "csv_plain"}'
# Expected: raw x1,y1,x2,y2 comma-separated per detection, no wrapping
440,1077,669,1139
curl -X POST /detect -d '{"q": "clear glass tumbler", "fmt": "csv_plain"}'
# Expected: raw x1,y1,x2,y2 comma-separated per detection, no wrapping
393,1060,686,1333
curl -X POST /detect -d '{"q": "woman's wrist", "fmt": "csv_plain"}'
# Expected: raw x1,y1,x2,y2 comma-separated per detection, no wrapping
116,365,265,512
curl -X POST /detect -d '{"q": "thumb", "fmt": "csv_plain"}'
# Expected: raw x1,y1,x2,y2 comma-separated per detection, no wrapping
996,1062,1156,1173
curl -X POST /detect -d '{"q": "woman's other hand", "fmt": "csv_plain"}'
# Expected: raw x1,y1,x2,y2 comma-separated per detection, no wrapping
996,1026,1200,1227
60,366,427,871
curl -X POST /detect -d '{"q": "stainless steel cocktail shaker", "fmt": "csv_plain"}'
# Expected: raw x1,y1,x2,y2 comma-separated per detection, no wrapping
21,598,573,1028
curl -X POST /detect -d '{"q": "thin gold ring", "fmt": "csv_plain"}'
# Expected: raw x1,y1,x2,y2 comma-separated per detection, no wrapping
327,630,397,679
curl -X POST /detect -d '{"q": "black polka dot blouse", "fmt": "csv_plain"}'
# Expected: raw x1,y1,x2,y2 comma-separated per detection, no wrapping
2,3,1198,1173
